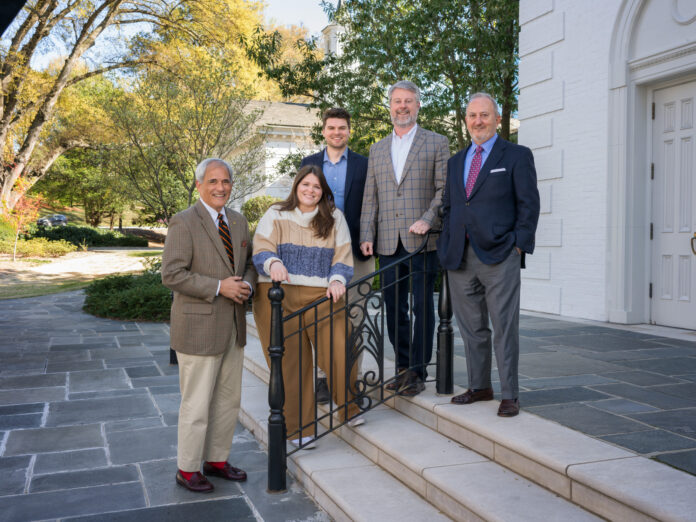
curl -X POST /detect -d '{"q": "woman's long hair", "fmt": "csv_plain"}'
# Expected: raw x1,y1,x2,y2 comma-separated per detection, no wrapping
275,165,336,239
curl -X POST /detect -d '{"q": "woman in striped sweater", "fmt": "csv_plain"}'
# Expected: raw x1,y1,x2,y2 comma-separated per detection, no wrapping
252,165,362,448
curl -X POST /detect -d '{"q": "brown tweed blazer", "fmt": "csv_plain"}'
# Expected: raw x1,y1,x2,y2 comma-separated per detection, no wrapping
162,200,257,356
360,126,449,254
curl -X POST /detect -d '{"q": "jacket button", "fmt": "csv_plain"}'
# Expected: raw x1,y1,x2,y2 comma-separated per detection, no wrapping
466,202,470,206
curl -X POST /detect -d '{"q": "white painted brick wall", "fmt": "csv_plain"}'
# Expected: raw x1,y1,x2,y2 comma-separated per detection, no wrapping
519,1,623,322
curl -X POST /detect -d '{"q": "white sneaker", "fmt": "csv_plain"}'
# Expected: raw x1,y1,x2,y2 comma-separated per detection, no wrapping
290,436,316,449
347,417,365,428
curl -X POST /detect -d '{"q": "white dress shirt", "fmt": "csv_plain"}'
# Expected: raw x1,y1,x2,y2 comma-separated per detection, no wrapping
390,124,418,184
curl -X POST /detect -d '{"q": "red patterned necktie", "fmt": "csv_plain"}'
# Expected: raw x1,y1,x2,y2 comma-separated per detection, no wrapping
465,145,484,198
217,213,235,270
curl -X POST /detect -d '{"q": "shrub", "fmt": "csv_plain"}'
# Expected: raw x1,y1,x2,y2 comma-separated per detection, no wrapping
83,272,170,321
241,196,281,224
0,215,14,241
0,237,77,257
27,224,148,247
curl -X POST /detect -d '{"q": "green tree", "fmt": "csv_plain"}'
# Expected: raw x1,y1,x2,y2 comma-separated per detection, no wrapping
246,0,519,152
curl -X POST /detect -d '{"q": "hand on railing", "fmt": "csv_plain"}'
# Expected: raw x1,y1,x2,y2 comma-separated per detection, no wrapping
326,280,346,302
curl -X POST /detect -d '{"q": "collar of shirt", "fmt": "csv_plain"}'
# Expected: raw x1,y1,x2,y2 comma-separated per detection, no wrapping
464,133,499,184
199,198,228,227
323,147,348,165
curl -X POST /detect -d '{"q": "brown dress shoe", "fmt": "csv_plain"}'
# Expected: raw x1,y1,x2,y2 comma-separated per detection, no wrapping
497,398,520,417
176,471,214,493
451,388,494,405
399,370,425,397
385,369,407,391
203,462,247,481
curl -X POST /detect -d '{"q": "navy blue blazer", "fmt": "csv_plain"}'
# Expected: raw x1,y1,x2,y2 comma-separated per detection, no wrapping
437,136,540,270
301,148,370,261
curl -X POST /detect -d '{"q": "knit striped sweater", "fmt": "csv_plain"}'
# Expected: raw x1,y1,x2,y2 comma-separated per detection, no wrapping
252,206,354,287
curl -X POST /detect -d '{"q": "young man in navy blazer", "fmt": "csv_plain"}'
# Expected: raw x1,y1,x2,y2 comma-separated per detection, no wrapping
438,93,540,417
301,108,372,403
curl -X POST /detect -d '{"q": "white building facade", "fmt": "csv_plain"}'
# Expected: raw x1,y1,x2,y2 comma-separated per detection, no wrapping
518,0,696,330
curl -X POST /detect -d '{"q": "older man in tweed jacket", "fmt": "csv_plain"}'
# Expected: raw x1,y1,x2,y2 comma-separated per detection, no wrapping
162,158,256,493
360,80,449,396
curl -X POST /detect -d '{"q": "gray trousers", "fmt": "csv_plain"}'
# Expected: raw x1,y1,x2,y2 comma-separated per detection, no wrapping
448,243,521,399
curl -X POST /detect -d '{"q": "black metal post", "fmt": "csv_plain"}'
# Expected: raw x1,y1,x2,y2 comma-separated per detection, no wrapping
169,291,178,365
436,269,453,394
267,282,287,493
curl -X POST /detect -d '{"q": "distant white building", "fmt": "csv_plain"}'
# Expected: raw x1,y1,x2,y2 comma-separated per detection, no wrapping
517,0,696,330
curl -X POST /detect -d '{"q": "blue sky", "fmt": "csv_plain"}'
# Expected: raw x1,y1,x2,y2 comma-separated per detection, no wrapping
264,0,330,38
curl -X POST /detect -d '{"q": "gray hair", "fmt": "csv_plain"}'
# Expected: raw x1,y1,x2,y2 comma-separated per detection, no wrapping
194,158,233,183
466,92,500,116
388,80,421,103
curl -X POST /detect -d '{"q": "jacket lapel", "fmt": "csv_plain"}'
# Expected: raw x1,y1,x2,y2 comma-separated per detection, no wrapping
195,200,232,272
224,208,241,275
398,127,426,187
381,138,398,185
344,149,356,202
468,136,506,200
452,149,468,198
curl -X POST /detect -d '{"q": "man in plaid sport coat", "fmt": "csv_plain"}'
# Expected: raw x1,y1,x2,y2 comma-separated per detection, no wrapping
360,80,449,396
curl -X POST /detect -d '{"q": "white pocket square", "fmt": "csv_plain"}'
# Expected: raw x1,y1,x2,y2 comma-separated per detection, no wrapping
490,168,506,173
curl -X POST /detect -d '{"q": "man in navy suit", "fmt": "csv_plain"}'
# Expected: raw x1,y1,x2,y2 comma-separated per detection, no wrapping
301,107,372,403
438,93,540,417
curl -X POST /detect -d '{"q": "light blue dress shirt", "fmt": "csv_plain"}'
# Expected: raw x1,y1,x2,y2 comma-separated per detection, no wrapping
323,148,348,212
463,133,498,187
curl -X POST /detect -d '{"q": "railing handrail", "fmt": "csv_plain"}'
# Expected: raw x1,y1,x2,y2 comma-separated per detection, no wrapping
281,230,439,323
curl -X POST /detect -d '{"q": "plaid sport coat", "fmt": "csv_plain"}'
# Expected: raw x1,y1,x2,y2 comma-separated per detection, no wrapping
162,200,257,356
360,126,449,254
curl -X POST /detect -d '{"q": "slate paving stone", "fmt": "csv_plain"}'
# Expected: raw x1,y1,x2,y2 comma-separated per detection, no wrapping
46,360,105,373
46,395,158,427
519,374,618,390
149,385,181,395
162,412,178,426
30,465,140,493
138,458,243,506
4,424,103,455
0,455,31,496
68,368,130,393
104,417,163,433
598,370,683,386
0,386,66,406
649,382,696,400
103,357,158,368
601,429,696,454
518,352,625,378
34,448,108,475
0,482,145,522
519,386,612,407
655,449,696,475
588,398,660,414
63,498,257,522
527,403,652,436
241,469,329,522
628,408,696,438
49,343,94,352
107,425,178,464
125,365,161,378
590,383,696,409
129,375,180,388
89,347,152,360
114,337,145,347
0,413,42,430
153,393,180,413
0,402,44,415
623,356,696,376
531,333,662,352
68,388,149,401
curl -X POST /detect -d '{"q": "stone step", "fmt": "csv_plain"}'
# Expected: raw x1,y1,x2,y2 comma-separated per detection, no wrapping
241,335,603,521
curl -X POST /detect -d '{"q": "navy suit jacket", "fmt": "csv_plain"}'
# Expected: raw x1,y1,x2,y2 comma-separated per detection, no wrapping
301,148,370,261
437,136,540,270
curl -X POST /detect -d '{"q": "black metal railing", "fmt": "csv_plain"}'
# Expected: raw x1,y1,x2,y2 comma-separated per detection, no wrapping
266,232,453,492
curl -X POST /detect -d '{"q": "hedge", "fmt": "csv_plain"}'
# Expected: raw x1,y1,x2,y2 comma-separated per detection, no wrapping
28,224,148,247
83,272,170,321
0,237,77,257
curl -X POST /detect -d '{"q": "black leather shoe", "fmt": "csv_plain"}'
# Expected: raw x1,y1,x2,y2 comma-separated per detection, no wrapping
399,371,425,397
497,398,520,417
315,377,330,405
451,388,494,405
203,462,247,481
176,471,214,492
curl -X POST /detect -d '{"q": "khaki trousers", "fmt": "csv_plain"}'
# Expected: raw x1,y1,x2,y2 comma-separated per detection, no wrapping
176,320,244,472
254,283,359,441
